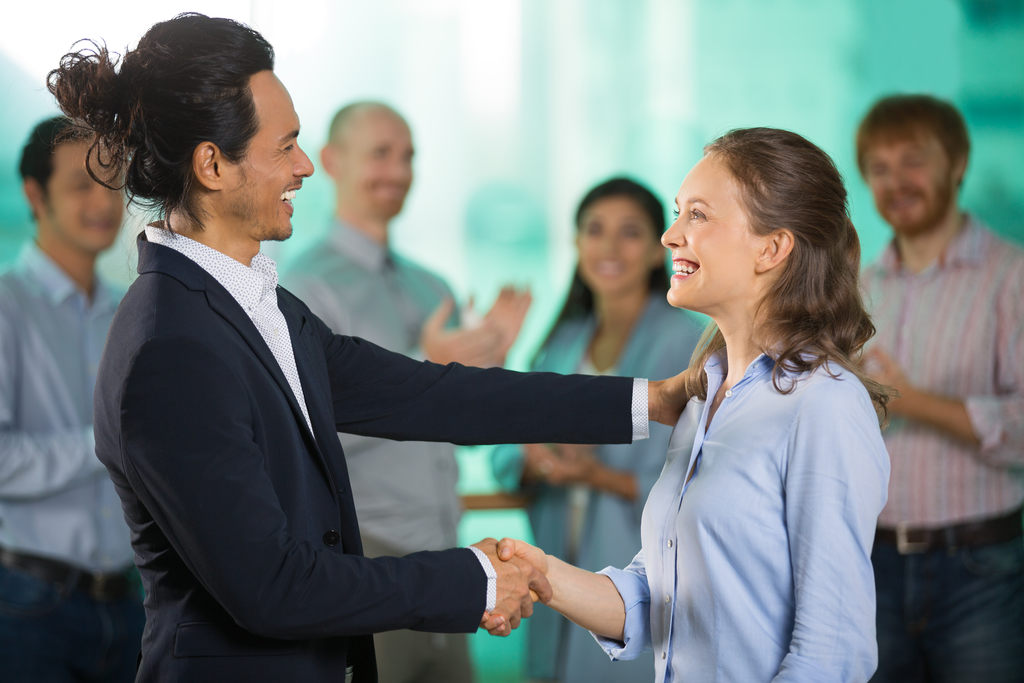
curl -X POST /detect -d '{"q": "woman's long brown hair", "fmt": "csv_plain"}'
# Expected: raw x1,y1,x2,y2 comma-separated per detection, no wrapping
681,128,891,419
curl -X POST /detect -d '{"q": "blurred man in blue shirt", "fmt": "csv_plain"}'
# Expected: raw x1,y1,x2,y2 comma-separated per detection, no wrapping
0,116,142,682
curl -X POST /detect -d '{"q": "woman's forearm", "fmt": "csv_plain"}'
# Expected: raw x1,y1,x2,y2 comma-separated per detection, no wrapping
546,556,626,640
587,464,637,501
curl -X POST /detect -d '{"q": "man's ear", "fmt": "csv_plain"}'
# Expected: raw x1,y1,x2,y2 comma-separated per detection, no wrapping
191,141,230,191
320,143,344,180
22,178,47,221
755,229,794,274
952,155,968,189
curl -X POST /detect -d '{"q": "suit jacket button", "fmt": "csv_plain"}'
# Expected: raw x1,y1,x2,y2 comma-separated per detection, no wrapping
322,530,340,547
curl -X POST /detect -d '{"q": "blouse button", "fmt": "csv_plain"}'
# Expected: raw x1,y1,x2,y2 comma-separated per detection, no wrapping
322,530,341,547
662,652,667,660
667,539,673,548
664,594,671,604
724,389,733,398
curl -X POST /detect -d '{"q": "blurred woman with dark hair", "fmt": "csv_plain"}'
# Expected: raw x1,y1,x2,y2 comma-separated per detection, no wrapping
492,177,702,683
491,129,891,682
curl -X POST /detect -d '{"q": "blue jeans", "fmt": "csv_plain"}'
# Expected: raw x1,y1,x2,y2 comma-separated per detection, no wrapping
871,537,1024,683
0,564,145,683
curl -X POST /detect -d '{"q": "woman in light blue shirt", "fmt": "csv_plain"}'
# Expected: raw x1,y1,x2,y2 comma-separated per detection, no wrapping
491,178,702,682
489,129,891,682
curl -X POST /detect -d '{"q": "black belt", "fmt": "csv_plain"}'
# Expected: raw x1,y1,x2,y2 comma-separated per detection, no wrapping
0,547,136,601
876,507,1023,555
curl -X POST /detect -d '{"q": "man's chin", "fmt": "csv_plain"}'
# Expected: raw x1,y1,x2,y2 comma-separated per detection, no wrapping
257,224,294,243
886,213,939,238
373,200,405,221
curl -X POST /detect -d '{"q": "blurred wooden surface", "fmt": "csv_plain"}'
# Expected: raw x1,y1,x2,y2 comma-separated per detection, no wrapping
461,493,530,510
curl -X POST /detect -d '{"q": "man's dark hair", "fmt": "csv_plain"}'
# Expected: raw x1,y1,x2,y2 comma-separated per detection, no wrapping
46,13,275,229
18,115,78,188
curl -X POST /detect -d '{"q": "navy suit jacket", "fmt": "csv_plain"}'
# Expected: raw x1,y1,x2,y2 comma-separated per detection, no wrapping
94,236,633,682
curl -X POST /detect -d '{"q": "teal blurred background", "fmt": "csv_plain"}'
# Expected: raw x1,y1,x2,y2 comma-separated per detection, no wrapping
2,1,1022,680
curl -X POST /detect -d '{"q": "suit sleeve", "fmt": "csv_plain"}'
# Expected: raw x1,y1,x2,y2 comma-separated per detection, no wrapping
308,314,635,446
119,336,486,639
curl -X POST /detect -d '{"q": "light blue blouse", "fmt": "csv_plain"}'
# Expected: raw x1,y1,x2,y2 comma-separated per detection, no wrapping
492,295,703,682
597,352,889,682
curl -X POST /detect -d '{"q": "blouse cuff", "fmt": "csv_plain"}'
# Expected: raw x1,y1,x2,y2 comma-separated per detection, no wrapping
591,566,651,660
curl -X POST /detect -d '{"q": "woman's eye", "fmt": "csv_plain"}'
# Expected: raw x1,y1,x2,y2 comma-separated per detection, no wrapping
690,209,706,221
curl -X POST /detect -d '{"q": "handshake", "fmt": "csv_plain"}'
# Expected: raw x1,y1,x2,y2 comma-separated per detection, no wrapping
472,537,548,637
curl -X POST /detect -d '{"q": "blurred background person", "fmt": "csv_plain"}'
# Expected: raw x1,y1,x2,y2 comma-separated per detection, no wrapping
857,94,1024,683
0,116,142,682
283,101,530,683
491,177,702,682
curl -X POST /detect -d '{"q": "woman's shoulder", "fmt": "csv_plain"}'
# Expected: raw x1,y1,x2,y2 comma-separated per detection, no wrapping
779,360,878,425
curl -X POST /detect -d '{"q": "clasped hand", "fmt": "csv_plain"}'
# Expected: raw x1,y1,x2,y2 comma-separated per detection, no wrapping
472,537,549,637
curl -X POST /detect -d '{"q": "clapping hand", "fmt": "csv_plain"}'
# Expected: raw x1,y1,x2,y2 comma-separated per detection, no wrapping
421,288,531,368
481,286,532,362
522,443,597,486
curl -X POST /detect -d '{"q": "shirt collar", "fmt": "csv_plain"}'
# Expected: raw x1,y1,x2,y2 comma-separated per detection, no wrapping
144,222,279,314
877,213,989,274
17,241,118,311
703,349,774,385
328,219,389,272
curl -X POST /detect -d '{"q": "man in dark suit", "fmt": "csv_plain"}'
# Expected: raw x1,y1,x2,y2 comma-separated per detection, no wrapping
49,13,689,683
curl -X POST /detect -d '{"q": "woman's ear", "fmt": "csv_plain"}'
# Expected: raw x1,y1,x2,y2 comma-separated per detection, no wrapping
755,229,794,274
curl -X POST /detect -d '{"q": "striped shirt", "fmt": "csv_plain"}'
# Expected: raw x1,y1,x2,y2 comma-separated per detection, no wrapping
862,215,1024,527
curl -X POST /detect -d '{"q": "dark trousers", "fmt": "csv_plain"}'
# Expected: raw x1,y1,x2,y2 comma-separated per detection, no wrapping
0,564,144,683
871,537,1024,683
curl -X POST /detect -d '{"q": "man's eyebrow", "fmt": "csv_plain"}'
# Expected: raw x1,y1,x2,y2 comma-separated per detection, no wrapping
279,129,300,144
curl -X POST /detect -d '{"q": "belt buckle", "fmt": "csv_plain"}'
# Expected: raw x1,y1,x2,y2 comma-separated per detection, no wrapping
91,573,110,601
896,523,930,554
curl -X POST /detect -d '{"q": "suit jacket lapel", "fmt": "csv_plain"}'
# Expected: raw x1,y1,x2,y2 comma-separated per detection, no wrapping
280,295,362,554
278,297,342,461
138,236,324,455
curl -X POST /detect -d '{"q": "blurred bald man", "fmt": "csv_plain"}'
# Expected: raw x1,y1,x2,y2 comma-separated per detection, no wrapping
284,102,529,683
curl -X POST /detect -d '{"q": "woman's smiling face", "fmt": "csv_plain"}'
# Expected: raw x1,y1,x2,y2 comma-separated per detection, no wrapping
575,195,664,301
661,154,769,321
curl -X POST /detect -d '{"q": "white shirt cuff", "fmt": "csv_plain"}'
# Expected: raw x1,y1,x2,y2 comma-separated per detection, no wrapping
468,546,497,611
632,378,649,441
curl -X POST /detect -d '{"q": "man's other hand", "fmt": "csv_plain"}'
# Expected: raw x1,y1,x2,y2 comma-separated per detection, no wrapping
649,366,697,426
